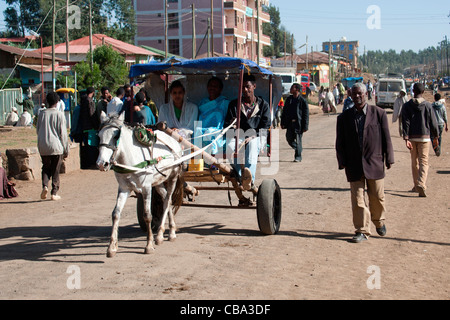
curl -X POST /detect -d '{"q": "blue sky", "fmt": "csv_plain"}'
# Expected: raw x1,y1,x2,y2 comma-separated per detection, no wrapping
273,0,450,54
1,0,449,55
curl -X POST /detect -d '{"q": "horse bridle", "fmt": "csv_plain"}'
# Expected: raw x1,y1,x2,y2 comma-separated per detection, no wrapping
98,123,122,170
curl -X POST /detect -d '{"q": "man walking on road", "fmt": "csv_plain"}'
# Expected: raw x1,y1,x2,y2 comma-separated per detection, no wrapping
281,83,309,162
36,92,69,201
401,83,439,197
336,83,394,243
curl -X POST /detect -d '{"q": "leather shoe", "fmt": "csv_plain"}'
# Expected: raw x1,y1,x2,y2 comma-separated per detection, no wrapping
376,225,387,236
416,185,427,197
351,232,368,243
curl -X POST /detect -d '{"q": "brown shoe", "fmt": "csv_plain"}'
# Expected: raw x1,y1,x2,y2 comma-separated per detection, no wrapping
416,186,427,197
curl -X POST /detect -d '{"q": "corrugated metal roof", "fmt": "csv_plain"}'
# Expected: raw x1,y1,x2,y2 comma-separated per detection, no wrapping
17,63,68,73
0,43,54,60
35,34,157,57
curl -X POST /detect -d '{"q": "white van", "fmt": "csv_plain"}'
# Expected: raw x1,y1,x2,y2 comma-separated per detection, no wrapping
278,73,296,97
376,78,406,109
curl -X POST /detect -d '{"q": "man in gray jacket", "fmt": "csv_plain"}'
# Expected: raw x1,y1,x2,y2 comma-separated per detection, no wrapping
401,83,439,197
36,92,69,201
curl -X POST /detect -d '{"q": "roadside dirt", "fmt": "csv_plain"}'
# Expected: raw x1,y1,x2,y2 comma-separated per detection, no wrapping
0,93,448,300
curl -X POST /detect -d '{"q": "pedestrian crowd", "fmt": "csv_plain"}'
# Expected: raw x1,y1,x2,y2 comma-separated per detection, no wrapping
2,74,448,246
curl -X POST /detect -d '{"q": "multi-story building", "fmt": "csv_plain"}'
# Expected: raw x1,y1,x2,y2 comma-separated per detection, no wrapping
134,0,271,62
322,39,359,69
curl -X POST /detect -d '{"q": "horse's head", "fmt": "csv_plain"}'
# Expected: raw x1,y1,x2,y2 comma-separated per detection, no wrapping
97,113,123,172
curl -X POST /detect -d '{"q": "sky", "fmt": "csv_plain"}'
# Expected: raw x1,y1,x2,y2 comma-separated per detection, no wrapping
273,0,450,54
0,0,449,55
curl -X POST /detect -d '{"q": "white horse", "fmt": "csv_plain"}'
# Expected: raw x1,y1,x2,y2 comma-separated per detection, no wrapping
96,115,184,257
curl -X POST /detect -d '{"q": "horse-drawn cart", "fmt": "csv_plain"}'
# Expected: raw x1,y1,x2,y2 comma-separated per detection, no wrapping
98,57,283,257
129,57,283,236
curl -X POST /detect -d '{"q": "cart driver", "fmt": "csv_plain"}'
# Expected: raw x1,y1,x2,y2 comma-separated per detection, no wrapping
224,74,271,194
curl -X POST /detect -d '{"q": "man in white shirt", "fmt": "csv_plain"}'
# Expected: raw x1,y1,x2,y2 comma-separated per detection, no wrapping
56,99,65,113
5,107,19,126
106,87,125,119
16,110,32,126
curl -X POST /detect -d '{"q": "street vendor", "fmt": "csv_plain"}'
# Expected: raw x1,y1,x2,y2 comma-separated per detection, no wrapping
224,74,271,193
195,77,229,155
158,80,198,139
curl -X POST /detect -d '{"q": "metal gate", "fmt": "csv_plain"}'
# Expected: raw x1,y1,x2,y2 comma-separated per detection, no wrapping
0,88,23,125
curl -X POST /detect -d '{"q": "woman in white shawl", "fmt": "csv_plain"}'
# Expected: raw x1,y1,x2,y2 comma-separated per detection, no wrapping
158,80,198,139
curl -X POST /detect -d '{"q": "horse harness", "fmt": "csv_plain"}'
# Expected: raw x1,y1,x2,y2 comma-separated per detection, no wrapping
99,122,174,175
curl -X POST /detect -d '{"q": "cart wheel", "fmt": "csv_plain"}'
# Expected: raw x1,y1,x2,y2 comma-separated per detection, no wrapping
256,179,282,235
137,190,164,232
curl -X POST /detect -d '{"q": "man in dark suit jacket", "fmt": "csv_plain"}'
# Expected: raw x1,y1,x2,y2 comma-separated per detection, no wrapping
336,83,394,243
281,83,309,162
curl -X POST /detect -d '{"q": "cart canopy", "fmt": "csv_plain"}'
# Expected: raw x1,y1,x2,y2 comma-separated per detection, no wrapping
129,57,274,78
129,57,283,120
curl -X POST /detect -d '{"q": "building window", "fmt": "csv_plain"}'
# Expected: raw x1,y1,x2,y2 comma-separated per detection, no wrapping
340,44,344,51
349,54,353,60
325,45,329,52
168,0,178,3
349,44,353,51
169,39,180,55
332,44,337,51
168,13,179,29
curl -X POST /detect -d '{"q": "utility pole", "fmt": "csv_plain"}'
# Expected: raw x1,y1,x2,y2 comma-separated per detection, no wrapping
291,34,294,68
66,0,70,62
256,0,260,66
250,12,254,62
89,0,93,71
210,0,214,56
192,4,196,59
329,39,333,87
207,18,211,57
165,0,168,58
305,35,308,70
284,31,287,67
52,0,56,90
445,36,450,76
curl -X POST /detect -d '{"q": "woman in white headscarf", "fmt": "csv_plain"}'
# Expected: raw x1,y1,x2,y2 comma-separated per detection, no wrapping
158,80,198,139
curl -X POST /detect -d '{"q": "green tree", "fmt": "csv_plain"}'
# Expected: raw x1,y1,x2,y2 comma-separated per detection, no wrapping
262,4,294,58
74,45,128,92
3,0,41,37
3,0,136,46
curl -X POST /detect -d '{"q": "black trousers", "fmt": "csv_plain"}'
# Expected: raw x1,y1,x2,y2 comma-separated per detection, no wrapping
41,155,63,195
285,128,303,161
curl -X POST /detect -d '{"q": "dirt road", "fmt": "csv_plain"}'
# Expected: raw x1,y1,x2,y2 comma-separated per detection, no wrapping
0,102,449,301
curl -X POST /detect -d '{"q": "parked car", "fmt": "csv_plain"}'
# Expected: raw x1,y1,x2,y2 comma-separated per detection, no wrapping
309,82,318,92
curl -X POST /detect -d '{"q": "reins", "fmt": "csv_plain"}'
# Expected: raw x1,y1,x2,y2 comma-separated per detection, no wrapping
99,118,236,174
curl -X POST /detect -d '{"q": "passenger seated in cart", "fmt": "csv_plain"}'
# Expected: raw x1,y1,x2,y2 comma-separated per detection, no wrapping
132,92,156,126
224,74,271,192
158,80,198,139
195,77,229,155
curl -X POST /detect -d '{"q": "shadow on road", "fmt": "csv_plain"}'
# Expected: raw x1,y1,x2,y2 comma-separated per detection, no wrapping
0,224,144,263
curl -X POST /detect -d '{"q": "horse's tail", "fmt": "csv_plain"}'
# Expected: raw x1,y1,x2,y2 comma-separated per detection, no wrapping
171,174,184,215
